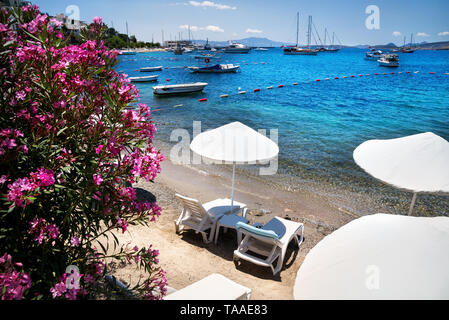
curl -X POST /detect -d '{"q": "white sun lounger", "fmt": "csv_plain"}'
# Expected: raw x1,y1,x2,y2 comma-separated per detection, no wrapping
175,194,246,243
164,273,251,300
233,216,304,275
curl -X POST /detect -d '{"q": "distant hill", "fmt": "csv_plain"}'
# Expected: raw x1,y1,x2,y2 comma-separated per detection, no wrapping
353,41,449,50
415,41,449,50
192,37,449,50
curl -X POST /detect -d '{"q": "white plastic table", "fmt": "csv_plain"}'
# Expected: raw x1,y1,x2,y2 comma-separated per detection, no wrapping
214,214,249,245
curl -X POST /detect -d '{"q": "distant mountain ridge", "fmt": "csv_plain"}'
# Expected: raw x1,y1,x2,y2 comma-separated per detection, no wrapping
191,37,449,50
354,41,449,50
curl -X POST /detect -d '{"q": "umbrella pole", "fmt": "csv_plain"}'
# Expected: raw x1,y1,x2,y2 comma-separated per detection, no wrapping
408,192,417,216
231,163,235,207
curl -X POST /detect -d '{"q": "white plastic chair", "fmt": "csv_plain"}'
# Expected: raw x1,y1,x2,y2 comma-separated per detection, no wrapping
174,194,246,243
233,216,304,275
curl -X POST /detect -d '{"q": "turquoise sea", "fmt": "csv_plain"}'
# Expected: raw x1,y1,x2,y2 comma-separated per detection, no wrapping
117,48,449,216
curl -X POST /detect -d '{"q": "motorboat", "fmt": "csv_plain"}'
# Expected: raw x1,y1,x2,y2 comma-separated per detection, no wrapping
188,64,240,73
140,66,163,72
365,49,383,60
254,47,268,51
378,54,399,67
223,42,251,53
129,75,159,82
153,82,208,95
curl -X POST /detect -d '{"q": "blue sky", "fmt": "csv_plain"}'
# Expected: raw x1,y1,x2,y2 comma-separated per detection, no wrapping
33,0,449,45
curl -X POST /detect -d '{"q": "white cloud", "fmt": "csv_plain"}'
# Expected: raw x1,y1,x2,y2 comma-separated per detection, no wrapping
189,1,236,10
179,24,224,32
416,32,430,37
438,31,449,36
246,28,262,34
179,25,199,32
204,25,224,32
392,31,401,37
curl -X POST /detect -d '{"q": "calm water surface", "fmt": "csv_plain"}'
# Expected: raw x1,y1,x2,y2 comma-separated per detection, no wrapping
117,48,449,216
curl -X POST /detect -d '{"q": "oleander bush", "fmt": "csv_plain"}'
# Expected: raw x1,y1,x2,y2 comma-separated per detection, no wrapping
0,4,165,299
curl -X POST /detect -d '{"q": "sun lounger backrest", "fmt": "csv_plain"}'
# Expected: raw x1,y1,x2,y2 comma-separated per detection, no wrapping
236,222,280,240
175,194,208,220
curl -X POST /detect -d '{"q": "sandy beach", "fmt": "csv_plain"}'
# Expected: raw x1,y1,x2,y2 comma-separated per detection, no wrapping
107,142,356,299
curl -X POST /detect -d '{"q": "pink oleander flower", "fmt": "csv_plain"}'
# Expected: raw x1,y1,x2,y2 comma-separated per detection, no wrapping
29,218,60,244
95,144,103,154
70,237,80,247
92,16,102,25
0,23,8,32
0,4,166,300
93,174,103,186
0,253,32,300
50,281,66,298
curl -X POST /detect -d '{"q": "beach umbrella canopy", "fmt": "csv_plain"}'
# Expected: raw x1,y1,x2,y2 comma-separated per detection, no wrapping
190,121,279,205
353,132,449,215
294,213,449,300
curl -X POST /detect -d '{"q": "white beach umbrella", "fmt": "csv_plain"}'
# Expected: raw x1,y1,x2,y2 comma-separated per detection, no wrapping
294,213,449,300
190,121,279,206
353,132,449,215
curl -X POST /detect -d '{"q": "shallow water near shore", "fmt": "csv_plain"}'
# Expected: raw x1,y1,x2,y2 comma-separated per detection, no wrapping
117,48,449,217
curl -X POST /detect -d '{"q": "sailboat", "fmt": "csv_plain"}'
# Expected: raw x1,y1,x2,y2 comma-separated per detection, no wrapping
120,22,137,55
318,28,340,52
325,31,340,52
283,13,318,55
400,34,415,53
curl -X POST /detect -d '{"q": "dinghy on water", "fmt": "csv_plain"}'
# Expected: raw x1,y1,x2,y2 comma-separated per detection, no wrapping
188,64,240,73
152,82,208,95
129,75,159,82
140,66,163,72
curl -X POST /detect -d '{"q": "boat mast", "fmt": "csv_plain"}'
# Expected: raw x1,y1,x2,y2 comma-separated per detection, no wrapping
307,16,312,48
296,12,299,47
126,21,130,50
324,27,327,47
332,31,335,49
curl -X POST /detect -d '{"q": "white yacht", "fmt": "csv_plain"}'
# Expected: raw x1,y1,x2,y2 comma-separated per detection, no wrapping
378,54,399,67
153,82,208,95
365,49,383,60
223,42,251,53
